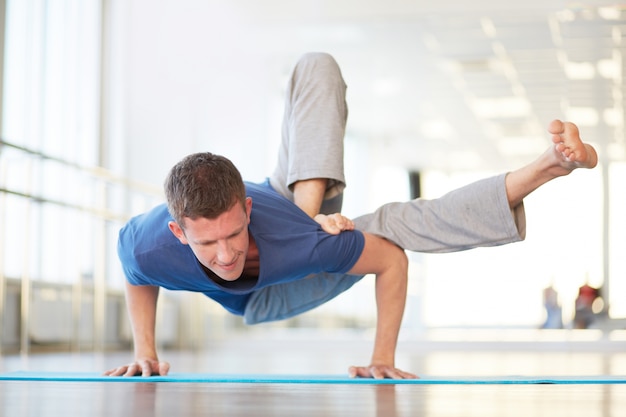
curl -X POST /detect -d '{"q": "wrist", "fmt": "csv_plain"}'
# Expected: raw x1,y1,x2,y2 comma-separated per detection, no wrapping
370,353,395,368
134,346,158,361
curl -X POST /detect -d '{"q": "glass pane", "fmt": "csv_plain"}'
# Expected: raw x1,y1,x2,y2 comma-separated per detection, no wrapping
2,0,103,286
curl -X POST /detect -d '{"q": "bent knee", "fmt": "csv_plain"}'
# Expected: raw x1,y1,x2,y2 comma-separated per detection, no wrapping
295,52,344,82
298,51,339,68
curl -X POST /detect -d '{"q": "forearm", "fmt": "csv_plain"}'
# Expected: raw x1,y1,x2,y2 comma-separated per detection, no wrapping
370,260,407,367
347,233,408,368
125,281,160,359
293,178,328,218
104,282,168,377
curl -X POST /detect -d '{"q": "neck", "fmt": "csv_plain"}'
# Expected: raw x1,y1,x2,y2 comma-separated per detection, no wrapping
242,235,260,277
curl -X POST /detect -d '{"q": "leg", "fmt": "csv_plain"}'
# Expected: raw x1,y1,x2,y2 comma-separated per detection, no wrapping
247,121,597,323
270,52,348,214
354,120,597,253
246,53,351,324
353,174,526,253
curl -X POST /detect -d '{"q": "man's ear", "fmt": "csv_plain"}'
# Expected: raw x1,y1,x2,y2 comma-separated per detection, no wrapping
168,221,188,244
245,197,252,223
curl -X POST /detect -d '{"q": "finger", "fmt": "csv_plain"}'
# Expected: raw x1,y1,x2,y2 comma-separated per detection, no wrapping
103,367,125,377
337,215,354,231
123,363,139,377
370,366,385,380
388,367,415,380
336,214,352,230
381,367,402,379
383,367,419,379
159,362,170,376
140,361,154,377
332,213,344,227
323,221,340,235
348,366,373,378
114,367,129,377
399,370,419,379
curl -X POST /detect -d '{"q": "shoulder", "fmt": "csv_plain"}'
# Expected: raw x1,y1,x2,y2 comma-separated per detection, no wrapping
118,204,173,249
117,203,191,279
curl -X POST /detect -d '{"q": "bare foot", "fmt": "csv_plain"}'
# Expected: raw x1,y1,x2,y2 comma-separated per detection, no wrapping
504,120,598,208
548,119,598,170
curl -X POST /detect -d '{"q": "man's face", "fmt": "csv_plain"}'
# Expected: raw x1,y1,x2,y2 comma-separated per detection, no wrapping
168,197,252,281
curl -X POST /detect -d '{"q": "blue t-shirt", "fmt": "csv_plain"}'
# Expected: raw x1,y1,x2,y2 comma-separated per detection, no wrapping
117,181,365,316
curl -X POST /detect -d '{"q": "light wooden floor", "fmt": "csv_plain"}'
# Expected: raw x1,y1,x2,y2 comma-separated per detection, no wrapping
2,380,625,417
1,329,625,416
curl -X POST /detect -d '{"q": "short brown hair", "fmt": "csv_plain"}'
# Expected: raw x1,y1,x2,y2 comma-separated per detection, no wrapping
164,152,246,228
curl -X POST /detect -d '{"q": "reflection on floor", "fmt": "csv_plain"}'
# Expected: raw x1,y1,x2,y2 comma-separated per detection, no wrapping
1,329,625,416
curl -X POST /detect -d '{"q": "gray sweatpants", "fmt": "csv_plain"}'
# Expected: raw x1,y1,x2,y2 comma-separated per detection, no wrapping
243,53,526,324
269,52,348,215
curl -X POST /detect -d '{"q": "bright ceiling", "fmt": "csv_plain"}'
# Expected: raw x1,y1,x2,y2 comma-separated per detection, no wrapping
216,0,625,173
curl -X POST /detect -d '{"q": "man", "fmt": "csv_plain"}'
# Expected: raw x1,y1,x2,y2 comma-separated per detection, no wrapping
105,53,598,379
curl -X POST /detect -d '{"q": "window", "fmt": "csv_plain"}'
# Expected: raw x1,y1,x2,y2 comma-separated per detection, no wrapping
1,0,102,283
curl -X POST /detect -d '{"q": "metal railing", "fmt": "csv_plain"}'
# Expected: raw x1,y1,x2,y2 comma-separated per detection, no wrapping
0,139,163,354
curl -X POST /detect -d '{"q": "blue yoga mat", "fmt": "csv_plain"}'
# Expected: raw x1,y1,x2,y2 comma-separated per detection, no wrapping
1,372,625,384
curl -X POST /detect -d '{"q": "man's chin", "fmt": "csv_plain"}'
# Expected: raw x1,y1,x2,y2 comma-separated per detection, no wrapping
215,267,244,282
219,274,241,282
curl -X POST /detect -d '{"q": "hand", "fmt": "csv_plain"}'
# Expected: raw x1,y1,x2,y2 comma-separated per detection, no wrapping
348,364,418,380
103,358,170,377
314,213,355,235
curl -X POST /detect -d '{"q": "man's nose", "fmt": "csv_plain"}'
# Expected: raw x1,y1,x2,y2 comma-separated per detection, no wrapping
215,240,235,262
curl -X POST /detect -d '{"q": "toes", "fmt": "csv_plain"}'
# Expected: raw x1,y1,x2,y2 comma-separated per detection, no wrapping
548,119,564,135
562,121,580,139
549,120,581,141
549,120,582,151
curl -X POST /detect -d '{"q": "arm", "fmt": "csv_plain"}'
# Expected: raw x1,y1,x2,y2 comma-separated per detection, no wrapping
103,281,170,377
345,232,416,379
293,178,354,234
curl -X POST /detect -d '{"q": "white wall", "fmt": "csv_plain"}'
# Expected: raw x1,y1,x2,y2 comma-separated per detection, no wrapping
106,0,304,190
